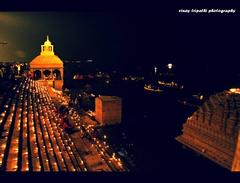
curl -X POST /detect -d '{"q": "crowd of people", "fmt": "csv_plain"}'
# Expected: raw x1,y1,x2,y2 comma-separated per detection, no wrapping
67,90,95,111
58,105,74,134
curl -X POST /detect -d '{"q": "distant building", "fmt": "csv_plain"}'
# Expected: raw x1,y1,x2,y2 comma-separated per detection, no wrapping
95,96,122,125
29,36,64,90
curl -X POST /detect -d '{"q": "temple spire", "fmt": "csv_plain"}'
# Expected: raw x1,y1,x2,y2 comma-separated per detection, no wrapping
40,35,54,56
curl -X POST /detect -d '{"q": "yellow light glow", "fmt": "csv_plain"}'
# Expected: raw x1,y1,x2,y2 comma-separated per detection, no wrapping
229,88,240,94
1,144,6,149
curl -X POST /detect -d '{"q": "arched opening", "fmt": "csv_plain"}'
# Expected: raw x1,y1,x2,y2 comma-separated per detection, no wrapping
33,70,41,80
53,69,61,80
43,70,51,80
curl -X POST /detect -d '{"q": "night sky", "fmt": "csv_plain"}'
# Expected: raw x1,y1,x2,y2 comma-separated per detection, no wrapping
175,10,240,90
0,10,173,68
1,1,240,88
0,12,138,63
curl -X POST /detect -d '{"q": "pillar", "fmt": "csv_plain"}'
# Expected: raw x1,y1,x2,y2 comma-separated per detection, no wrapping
60,68,63,81
40,69,43,79
50,68,53,80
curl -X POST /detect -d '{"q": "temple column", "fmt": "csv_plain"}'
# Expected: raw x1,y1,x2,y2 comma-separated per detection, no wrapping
60,68,63,80
40,69,43,79
50,69,53,80
32,69,35,79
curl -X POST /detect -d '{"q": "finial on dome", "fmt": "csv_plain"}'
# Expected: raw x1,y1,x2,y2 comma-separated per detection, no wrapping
41,35,54,56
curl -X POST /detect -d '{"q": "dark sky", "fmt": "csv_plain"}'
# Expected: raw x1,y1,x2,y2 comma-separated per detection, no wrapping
0,10,173,69
1,1,240,86
0,12,134,62
174,11,240,90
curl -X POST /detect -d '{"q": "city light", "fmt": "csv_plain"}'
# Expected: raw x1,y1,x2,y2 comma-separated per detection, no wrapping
154,66,157,74
167,63,173,69
229,88,240,94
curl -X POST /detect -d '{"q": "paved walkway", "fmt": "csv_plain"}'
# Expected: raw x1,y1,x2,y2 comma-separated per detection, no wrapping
0,78,126,172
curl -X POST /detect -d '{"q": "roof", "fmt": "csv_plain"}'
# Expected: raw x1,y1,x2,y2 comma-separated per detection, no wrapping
29,36,63,69
97,96,121,102
176,89,240,171
30,55,63,69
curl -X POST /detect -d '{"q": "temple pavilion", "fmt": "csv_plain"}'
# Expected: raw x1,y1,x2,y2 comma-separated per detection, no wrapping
29,36,64,90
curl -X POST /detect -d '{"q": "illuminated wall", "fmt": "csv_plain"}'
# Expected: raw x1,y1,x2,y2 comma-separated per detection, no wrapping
95,96,122,125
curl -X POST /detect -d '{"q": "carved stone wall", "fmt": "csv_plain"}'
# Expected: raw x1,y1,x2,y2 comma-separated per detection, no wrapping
176,91,240,171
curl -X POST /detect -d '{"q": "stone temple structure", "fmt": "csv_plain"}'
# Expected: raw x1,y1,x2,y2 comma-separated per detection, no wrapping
29,36,64,90
176,88,240,171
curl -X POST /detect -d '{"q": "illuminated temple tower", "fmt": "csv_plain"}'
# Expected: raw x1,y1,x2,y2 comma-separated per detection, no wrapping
176,88,240,171
29,36,64,90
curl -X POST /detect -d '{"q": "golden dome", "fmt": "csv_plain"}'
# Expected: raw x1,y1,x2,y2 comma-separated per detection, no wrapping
30,36,63,69
30,55,63,69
